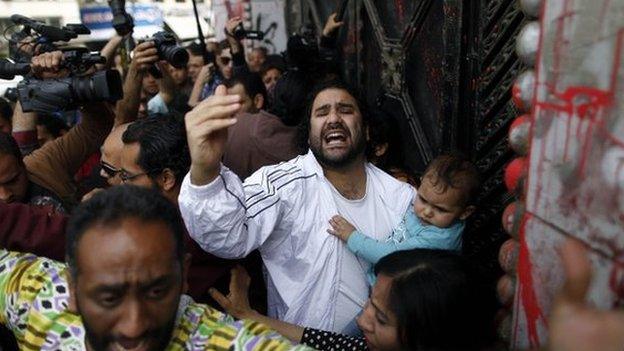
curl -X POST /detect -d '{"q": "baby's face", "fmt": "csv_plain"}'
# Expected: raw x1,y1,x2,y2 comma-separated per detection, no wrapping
413,175,472,228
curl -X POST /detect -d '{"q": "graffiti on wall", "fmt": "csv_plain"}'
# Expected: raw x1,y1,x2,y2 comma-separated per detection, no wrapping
212,0,287,53
513,0,624,348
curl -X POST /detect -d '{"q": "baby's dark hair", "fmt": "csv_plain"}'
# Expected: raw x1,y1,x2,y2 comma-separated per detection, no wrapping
423,154,480,206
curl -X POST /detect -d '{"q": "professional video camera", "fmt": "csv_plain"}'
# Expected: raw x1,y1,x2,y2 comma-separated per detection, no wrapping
1,15,124,113
17,70,123,113
230,23,264,41
8,15,91,62
285,24,335,74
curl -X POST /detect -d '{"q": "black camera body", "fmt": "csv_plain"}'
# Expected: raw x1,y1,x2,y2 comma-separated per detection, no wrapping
231,23,264,41
108,0,134,36
18,70,123,113
150,31,189,68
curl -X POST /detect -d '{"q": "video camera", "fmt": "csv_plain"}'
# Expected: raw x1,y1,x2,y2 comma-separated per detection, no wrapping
230,23,264,41
285,24,335,74
9,15,91,62
2,15,124,113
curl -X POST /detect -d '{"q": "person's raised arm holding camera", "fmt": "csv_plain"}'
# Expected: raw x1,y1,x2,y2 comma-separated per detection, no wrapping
115,41,159,125
224,17,251,76
8,51,114,211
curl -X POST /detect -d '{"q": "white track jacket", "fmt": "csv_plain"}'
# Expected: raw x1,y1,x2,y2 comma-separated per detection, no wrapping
178,150,413,332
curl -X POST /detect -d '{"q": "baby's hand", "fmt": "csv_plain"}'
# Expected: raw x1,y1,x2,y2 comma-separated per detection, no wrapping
327,215,356,242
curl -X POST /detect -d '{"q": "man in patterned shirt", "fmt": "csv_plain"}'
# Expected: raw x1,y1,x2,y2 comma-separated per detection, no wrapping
0,185,309,351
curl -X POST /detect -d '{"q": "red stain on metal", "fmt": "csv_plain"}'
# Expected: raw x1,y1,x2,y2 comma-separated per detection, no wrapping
394,0,405,26
516,214,547,347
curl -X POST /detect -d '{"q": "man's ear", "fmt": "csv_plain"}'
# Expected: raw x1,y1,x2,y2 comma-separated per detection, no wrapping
182,253,192,294
459,205,476,220
253,93,264,111
159,168,177,192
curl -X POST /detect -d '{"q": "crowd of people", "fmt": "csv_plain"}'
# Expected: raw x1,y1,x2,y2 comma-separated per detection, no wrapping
1,11,622,351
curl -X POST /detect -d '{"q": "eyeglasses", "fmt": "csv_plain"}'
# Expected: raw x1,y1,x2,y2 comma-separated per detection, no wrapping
119,170,151,183
100,161,121,178
219,56,232,66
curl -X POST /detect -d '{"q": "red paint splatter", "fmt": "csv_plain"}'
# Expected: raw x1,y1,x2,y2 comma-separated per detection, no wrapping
516,214,547,347
394,0,405,27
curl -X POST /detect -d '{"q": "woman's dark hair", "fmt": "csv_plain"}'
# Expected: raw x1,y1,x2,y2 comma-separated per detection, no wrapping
375,249,495,350
66,185,186,279
122,114,190,185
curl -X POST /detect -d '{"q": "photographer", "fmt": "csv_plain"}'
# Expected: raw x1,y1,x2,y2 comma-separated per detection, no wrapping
3,51,114,212
115,40,160,124
188,18,244,106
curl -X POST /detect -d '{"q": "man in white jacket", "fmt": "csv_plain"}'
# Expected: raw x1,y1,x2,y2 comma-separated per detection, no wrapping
179,81,414,334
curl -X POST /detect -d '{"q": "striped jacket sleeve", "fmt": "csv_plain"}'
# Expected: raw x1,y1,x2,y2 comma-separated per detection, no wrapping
179,164,295,259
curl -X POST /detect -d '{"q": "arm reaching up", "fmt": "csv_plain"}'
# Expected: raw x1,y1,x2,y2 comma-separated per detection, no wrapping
185,84,241,185
115,41,159,125
547,239,624,351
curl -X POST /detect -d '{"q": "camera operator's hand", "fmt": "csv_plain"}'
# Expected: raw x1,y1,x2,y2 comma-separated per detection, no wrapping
322,13,344,37
30,51,70,79
225,16,244,54
130,41,159,72
225,16,243,37
186,84,241,185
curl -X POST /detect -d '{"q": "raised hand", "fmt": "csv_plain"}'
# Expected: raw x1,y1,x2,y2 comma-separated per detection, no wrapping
322,13,344,37
547,239,624,351
185,84,241,185
130,41,159,72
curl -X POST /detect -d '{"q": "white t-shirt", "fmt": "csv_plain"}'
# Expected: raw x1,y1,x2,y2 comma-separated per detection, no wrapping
330,171,398,333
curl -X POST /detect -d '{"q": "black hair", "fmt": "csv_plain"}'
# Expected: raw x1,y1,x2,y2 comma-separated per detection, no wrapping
366,111,406,172
66,185,186,278
269,70,310,127
0,132,21,160
36,114,69,138
223,72,268,107
259,61,285,78
424,154,481,205
122,114,190,185
297,80,369,151
0,97,12,124
185,42,205,58
375,249,495,350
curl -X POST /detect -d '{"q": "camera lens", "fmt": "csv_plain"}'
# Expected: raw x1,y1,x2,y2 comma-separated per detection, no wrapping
72,70,123,103
161,44,189,68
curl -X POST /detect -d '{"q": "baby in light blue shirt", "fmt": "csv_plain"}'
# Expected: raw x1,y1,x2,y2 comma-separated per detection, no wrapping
328,154,480,283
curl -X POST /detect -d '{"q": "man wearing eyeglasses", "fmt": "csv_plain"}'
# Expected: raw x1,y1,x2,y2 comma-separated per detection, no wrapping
119,115,234,302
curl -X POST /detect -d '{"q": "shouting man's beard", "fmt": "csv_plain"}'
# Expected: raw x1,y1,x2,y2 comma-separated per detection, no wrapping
309,122,366,169
78,304,177,351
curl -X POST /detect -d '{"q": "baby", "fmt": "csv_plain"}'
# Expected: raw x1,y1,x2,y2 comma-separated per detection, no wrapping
328,154,480,282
